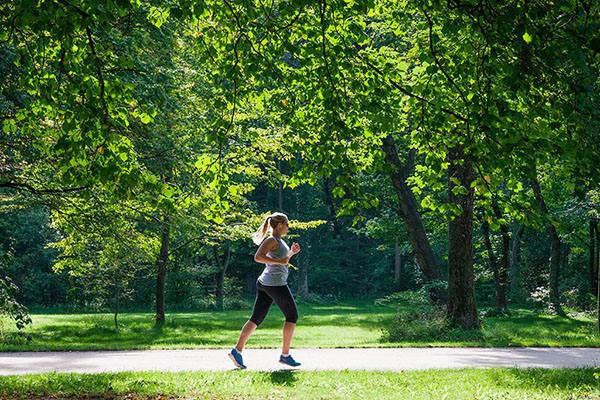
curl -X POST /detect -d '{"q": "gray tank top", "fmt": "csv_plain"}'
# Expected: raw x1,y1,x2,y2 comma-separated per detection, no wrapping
257,236,290,286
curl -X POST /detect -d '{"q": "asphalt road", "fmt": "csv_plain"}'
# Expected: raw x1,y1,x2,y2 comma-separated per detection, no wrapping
1,347,599,375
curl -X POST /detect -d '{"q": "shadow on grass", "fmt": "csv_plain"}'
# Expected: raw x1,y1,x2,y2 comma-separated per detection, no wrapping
486,311,593,329
10,323,227,350
378,308,598,347
6,304,597,351
269,370,299,386
8,304,396,350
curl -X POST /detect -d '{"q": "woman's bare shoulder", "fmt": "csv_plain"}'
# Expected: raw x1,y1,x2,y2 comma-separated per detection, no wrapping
260,236,279,250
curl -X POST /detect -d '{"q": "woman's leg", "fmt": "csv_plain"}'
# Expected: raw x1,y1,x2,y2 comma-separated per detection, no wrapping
235,320,257,352
282,321,295,355
261,284,298,354
236,283,273,352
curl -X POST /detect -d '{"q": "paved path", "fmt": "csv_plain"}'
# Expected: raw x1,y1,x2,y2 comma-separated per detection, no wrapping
1,348,599,375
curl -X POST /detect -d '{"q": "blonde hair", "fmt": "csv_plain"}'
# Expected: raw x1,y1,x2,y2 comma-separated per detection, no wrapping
251,212,288,245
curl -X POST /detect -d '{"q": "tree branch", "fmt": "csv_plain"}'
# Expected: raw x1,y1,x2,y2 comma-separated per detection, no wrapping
0,181,88,194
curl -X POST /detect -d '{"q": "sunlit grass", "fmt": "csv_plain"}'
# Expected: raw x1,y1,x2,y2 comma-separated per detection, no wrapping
0,301,598,351
1,368,599,399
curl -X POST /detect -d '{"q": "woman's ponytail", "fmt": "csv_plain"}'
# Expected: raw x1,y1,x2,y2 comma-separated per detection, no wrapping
251,216,272,245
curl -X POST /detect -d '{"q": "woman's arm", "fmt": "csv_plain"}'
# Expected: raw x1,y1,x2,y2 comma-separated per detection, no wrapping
254,237,289,265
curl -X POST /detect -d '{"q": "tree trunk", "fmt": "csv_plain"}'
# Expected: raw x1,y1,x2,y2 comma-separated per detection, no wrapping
562,244,570,282
590,218,598,296
155,213,170,325
278,160,283,211
323,177,341,237
297,263,309,297
213,245,231,310
297,232,309,297
492,202,509,310
548,231,563,314
596,222,600,299
292,182,309,297
530,172,565,316
381,135,445,303
509,223,525,302
447,144,479,329
114,279,120,331
481,221,500,306
394,238,402,282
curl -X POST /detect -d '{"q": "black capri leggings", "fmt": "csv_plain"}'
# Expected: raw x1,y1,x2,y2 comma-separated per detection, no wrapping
249,280,299,326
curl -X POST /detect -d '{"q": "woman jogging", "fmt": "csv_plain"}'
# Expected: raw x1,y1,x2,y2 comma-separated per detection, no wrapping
228,212,302,369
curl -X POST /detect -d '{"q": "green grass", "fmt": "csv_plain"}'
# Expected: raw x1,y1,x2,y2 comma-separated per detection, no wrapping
0,300,598,351
0,368,599,399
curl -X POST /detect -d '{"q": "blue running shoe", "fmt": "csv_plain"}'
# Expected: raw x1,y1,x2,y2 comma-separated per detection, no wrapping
228,347,246,369
279,354,301,367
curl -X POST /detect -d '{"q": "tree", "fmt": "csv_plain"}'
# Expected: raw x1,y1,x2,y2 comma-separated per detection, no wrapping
155,0,600,329
48,193,157,327
0,265,31,331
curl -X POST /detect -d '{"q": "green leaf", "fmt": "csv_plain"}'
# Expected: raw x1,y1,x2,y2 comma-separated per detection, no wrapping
332,186,345,198
148,6,170,28
522,32,532,44
139,113,152,124
2,119,17,133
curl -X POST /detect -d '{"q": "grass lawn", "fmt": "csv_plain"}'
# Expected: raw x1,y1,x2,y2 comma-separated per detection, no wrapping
0,300,598,351
0,368,599,399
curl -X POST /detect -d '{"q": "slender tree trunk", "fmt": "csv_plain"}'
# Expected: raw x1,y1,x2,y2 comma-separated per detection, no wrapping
323,177,341,237
548,231,563,314
381,135,445,303
213,245,231,310
246,272,255,293
530,172,565,316
354,234,360,271
447,144,479,329
155,213,170,325
481,221,501,307
394,238,402,282
298,231,310,297
297,261,309,297
278,160,283,211
293,182,309,297
596,223,600,299
509,223,525,302
562,244,570,282
590,218,598,296
492,202,509,310
114,279,120,331
497,227,510,309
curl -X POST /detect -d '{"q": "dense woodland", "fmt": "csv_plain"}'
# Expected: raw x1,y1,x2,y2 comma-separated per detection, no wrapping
1,0,599,332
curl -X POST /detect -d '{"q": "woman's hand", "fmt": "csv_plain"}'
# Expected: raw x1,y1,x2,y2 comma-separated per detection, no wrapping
290,242,301,256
